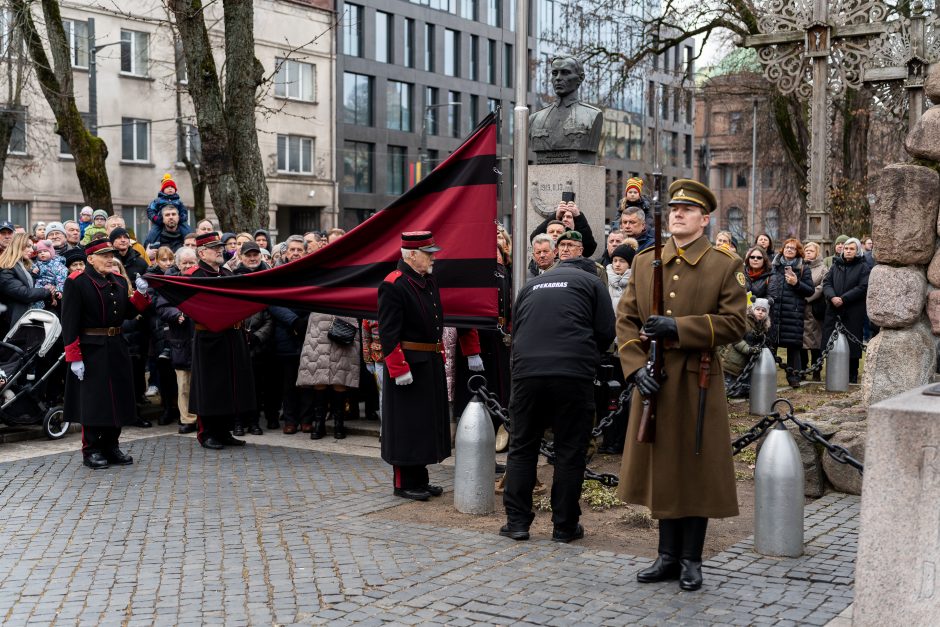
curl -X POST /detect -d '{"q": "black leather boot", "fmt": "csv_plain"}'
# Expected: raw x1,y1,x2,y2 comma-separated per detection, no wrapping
333,390,347,440
637,519,682,583
679,517,708,591
310,390,327,440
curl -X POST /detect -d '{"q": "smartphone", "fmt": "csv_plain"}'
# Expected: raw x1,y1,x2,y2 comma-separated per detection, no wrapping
561,190,575,203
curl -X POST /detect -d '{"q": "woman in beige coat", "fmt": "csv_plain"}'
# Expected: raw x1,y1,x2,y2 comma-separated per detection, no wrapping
296,312,361,439
801,242,828,381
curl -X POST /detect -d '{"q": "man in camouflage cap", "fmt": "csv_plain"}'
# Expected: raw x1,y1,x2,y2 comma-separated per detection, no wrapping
615,178,746,591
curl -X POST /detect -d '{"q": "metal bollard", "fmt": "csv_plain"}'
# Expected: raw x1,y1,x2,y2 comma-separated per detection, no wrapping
749,348,778,415
454,395,496,514
825,331,850,392
754,422,804,557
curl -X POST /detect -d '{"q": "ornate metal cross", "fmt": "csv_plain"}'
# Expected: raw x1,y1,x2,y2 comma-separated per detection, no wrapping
744,0,888,245
863,1,940,127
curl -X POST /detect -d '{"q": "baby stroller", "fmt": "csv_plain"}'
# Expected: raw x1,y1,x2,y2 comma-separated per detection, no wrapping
0,309,68,439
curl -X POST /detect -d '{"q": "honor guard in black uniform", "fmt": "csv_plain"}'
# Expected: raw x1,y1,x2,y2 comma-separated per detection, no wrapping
62,238,153,469
378,231,449,501
187,232,256,449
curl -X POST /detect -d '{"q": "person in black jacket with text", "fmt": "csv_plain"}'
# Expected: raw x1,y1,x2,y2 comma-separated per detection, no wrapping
500,230,615,544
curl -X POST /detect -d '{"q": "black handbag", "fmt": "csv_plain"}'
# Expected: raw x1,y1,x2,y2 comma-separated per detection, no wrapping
811,297,826,321
327,317,357,345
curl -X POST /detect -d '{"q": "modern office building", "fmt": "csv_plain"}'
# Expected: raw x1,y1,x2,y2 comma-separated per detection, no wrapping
2,0,335,239
334,0,534,228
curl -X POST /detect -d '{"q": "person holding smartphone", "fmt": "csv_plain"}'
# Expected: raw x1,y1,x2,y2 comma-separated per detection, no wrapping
756,239,815,387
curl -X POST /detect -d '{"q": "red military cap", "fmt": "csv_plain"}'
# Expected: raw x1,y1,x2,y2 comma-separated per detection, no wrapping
84,238,115,256
401,231,441,253
195,232,224,248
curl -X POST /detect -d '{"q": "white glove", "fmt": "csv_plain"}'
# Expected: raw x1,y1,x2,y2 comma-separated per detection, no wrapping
394,371,414,386
70,361,85,381
134,276,149,293
467,355,484,372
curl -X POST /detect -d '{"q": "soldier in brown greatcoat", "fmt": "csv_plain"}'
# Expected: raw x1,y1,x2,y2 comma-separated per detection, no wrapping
616,179,747,591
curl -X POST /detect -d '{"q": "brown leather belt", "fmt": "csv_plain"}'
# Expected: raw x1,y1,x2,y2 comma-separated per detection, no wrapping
194,321,243,332
83,327,122,336
401,341,443,352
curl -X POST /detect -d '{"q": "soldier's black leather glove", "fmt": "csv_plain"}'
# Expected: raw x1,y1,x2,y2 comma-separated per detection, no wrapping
632,367,659,396
291,317,307,336
641,315,678,341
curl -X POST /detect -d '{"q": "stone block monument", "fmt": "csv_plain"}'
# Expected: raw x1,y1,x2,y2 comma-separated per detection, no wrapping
526,56,606,254
855,384,940,625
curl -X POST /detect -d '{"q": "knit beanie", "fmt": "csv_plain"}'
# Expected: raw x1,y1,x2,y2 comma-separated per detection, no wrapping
109,227,130,243
92,209,108,221
752,298,770,313
46,222,66,237
34,240,55,255
835,234,849,246
160,173,177,193
611,243,636,265
625,177,643,194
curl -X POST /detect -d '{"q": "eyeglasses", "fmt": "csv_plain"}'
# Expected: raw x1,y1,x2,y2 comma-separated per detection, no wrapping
747,255,764,260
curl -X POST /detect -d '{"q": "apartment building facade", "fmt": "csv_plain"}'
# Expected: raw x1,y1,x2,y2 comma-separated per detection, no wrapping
2,0,335,240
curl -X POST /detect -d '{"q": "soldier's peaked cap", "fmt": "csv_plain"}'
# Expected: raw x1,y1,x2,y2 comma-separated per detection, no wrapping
401,231,441,253
668,179,718,214
84,238,115,256
195,232,224,248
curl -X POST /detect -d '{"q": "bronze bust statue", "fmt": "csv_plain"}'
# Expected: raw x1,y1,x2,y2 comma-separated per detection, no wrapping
529,56,603,165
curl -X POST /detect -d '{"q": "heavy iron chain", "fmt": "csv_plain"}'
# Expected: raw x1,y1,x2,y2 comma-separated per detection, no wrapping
772,319,865,380
730,398,864,474
725,348,760,397
468,375,621,487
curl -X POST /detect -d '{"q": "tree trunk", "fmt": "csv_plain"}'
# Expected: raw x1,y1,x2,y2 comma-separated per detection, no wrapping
169,0,242,231
222,0,269,232
13,0,113,212
841,86,871,182
770,92,810,239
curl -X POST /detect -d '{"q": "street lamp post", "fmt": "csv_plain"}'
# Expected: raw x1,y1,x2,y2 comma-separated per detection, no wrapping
419,101,462,180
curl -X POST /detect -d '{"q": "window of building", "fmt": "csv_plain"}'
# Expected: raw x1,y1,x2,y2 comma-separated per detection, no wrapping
728,111,742,135
290,207,322,234
765,207,779,240
468,94,479,129
727,206,745,241
8,108,25,155
277,135,314,174
486,0,501,27
685,45,694,81
426,148,440,171
425,24,435,72
503,43,512,88
274,58,316,102
661,89,669,120
444,29,459,77
121,118,149,162
342,208,375,230
387,145,407,195
404,19,415,68
60,112,95,157
343,141,373,193
375,12,392,63
0,8,14,58
120,29,149,76
122,207,147,243
343,4,363,57
722,165,733,189
461,0,477,20
175,39,188,84
487,98,500,142
762,167,776,188
0,201,28,228
386,81,413,131
448,91,460,138
343,72,373,126
425,86,439,135
60,203,81,223
62,19,89,68
736,169,747,188
469,35,479,81
508,0,515,31
178,123,202,165
647,80,655,116
487,39,496,84
684,134,692,169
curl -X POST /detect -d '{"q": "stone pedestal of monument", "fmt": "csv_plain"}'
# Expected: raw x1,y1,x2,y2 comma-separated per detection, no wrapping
855,384,940,625
526,164,606,256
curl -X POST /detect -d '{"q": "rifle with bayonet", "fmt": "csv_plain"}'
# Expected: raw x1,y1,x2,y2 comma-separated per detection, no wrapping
636,172,665,444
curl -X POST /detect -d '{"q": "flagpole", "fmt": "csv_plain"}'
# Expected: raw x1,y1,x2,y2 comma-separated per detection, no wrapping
511,0,529,297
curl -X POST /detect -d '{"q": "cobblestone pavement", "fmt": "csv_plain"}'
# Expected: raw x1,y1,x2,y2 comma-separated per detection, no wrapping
0,434,858,626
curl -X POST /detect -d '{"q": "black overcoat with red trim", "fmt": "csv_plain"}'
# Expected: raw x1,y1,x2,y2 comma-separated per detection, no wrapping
187,261,256,417
62,267,150,427
377,259,450,466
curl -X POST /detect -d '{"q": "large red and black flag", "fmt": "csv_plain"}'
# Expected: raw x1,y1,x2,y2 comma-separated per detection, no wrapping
147,112,500,332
